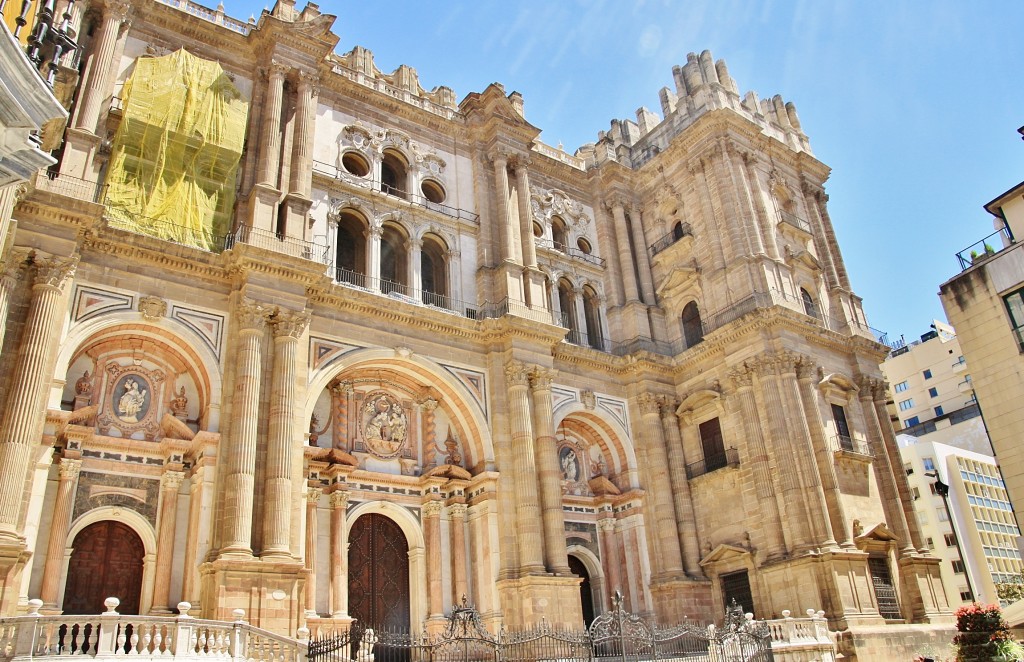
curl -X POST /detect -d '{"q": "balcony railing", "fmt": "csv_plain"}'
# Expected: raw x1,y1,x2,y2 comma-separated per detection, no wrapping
831,434,872,458
778,210,812,235
649,223,693,256
313,160,479,223
227,226,330,264
685,447,739,479
34,171,103,202
955,225,1015,271
536,238,606,267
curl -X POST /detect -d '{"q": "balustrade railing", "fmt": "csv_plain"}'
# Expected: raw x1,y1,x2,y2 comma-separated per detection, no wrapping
778,210,812,235
685,448,740,479
227,226,330,265
649,223,693,256
0,599,307,661
830,434,872,458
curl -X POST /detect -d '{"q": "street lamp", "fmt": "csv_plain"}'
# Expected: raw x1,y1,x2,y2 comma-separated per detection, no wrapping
926,471,976,602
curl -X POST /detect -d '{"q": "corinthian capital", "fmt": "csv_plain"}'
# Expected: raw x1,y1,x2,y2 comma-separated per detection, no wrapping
235,299,269,332
637,392,661,416
1,248,30,285
504,360,528,387
59,459,82,481
270,308,311,339
727,365,754,390
33,254,78,289
527,367,556,391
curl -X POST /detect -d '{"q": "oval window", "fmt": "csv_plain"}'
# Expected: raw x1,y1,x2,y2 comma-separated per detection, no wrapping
421,179,446,204
341,151,370,177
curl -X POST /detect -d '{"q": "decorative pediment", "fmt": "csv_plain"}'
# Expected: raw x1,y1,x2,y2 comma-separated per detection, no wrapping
818,372,859,402
677,388,722,423
784,247,821,272
699,543,751,567
655,266,700,306
423,464,472,481
854,521,898,543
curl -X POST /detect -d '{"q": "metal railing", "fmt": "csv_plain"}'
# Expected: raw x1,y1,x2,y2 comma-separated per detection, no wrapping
685,448,740,480
34,171,103,202
778,210,812,234
312,160,479,223
955,225,1015,271
536,239,607,267
649,223,693,256
830,434,872,458
227,226,330,264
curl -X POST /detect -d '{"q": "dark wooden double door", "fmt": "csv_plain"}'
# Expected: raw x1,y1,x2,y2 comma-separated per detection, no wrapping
348,513,410,631
63,521,144,615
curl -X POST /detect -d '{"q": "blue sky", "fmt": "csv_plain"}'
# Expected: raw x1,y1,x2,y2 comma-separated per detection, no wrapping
230,0,1023,344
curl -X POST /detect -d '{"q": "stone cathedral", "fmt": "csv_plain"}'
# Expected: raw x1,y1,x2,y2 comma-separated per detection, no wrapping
0,0,951,655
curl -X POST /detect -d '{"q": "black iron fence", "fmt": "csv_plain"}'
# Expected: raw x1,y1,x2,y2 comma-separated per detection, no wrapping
309,595,773,662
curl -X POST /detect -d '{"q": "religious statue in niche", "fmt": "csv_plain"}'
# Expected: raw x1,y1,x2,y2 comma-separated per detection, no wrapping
560,446,579,482
115,375,149,423
169,385,188,419
362,392,408,459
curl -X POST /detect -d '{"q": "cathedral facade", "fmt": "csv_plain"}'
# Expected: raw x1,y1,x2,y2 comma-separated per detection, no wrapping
0,0,950,651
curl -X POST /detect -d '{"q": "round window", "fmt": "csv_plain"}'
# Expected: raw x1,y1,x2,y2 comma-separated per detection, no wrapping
341,151,370,177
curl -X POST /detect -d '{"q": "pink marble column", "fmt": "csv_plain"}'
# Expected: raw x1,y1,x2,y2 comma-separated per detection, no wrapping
423,500,443,619
152,470,185,612
528,367,570,574
597,517,621,606
328,490,349,617
448,503,468,604
304,487,320,615
39,459,81,607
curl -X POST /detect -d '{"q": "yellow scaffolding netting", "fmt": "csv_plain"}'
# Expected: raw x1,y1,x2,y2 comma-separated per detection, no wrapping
104,49,248,250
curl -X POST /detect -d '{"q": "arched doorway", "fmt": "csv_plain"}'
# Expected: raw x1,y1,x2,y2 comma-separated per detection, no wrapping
348,513,411,631
568,555,595,627
64,520,144,615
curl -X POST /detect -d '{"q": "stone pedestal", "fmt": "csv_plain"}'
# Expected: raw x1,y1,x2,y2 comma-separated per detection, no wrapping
0,542,30,614
897,554,953,624
495,575,582,629
280,194,313,241
58,128,100,180
199,557,306,634
247,183,283,234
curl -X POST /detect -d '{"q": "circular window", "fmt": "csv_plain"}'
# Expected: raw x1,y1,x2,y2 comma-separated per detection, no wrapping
577,238,592,254
341,151,370,177
533,222,543,238
421,179,446,204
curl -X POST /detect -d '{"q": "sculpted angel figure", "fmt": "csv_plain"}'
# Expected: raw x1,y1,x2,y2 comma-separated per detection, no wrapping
118,378,147,423
562,449,578,481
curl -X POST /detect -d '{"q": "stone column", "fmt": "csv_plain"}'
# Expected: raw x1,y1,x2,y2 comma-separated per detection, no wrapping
593,202,625,307
777,354,835,547
289,71,318,198
689,159,726,271
528,367,570,574
73,0,131,133
368,226,382,291
743,156,778,259
304,488,320,615
597,518,621,603
514,160,537,268
153,470,185,612
329,490,349,617
727,365,787,557
0,249,28,352
628,206,656,305
491,152,515,263
408,237,423,297
256,62,288,188
609,198,640,303
729,149,765,257
423,500,443,619
796,361,851,547
504,360,544,574
659,401,700,576
636,393,684,579
220,301,266,557
0,254,77,542
39,459,81,607
331,381,352,451
448,503,469,603
754,355,812,550
262,308,310,559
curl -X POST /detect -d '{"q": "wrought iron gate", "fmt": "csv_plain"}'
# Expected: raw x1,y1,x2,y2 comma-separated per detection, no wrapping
308,594,774,662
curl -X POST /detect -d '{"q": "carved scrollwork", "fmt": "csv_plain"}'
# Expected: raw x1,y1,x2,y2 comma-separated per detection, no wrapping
504,360,529,388
269,308,310,339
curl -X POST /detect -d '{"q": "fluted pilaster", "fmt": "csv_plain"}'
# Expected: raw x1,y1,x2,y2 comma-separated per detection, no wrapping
329,490,349,617
304,488,320,614
637,393,684,579
0,249,29,352
0,254,77,541
74,0,131,133
153,471,185,611
289,71,319,198
39,459,81,606
423,500,443,619
448,503,469,603
257,62,288,187
528,367,569,574
608,199,640,302
659,399,701,576
628,207,656,304
505,360,544,574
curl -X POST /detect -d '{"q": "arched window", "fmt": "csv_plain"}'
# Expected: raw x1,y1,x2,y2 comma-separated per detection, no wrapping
552,216,569,251
682,301,704,348
558,279,579,344
421,234,448,306
577,238,593,255
342,151,370,177
800,288,818,319
336,210,369,287
380,223,409,294
381,150,408,199
582,286,603,350
672,221,685,241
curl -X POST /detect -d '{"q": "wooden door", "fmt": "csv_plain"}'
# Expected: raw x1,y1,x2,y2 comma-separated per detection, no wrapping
64,520,144,615
347,513,410,631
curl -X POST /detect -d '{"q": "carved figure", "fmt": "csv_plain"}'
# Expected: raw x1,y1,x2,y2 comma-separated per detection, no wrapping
362,393,408,458
444,431,462,466
117,378,148,423
309,412,320,445
169,386,188,417
356,629,376,662
75,370,92,396
562,449,578,481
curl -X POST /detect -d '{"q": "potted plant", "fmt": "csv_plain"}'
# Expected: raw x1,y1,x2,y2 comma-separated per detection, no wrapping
953,603,1021,661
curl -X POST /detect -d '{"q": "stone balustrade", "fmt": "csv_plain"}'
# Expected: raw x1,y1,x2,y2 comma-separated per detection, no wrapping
0,599,308,662
764,609,837,662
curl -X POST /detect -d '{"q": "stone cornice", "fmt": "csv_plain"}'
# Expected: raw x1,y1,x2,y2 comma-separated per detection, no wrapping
224,245,328,289
80,226,229,286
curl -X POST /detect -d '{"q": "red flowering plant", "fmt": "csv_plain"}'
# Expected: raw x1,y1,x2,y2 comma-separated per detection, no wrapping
953,603,1022,661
